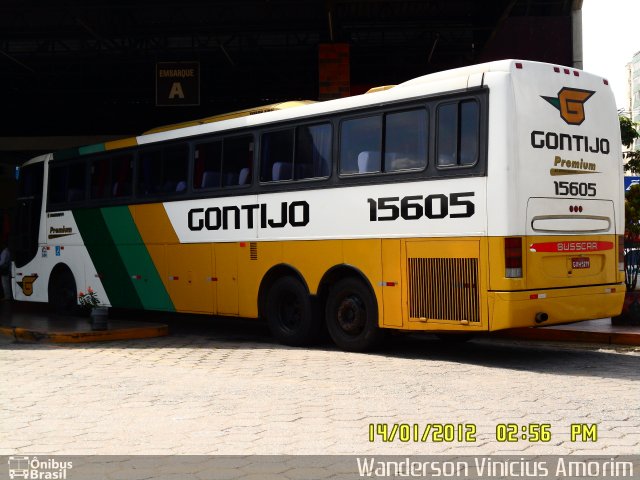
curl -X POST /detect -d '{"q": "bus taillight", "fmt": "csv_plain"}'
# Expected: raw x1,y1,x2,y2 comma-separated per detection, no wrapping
505,237,523,278
619,235,625,271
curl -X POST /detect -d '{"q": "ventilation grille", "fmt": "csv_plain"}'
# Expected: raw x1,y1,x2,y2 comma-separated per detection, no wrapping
407,257,479,322
249,242,258,260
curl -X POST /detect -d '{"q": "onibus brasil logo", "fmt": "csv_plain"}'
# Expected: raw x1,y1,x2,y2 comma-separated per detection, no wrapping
8,456,73,479
541,87,595,125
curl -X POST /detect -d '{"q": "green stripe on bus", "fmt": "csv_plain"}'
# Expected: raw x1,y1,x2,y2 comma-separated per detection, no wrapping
100,206,175,312
72,208,143,309
78,143,105,156
53,148,79,161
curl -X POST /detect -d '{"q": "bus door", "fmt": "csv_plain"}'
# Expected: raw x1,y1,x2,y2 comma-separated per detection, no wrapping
12,162,44,268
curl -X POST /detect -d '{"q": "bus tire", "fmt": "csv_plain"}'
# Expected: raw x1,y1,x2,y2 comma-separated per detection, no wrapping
325,277,383,352
48,265,78,314
265,276,318,346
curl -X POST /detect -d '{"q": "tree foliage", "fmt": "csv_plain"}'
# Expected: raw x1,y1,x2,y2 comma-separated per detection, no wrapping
621,116,640,173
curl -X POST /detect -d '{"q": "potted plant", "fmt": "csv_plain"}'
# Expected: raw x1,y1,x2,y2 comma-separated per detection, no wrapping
79,287,108,330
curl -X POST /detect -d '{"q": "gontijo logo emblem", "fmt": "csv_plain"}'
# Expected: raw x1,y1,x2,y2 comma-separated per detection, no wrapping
541,87,595,125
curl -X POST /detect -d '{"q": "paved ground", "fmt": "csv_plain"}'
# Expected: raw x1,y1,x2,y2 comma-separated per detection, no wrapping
1,310,639,457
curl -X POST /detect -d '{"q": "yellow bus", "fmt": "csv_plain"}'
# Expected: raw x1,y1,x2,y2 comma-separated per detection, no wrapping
12,60,625,351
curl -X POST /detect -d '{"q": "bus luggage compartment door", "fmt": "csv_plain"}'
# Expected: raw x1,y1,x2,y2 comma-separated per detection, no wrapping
403,239,485,328
525,197,618,290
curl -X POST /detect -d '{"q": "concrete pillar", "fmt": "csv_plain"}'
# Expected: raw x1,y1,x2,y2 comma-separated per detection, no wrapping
572,0,583,69
318,43,350,100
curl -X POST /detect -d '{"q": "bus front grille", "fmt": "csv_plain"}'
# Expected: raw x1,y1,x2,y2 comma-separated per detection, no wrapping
407,257,480,323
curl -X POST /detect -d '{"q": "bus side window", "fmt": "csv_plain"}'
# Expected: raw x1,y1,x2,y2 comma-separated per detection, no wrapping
295,123,332,179
67,162,86,202
137,150,162,196
459,101,479,166
48,165,68,205
437,103,457,166
138,144,188,196
194,140,222,189
90,157,110,200
339,115,382,175
163,144,188,194
261,130,293,182
437,100,479,168
385,109,428,172
223,135,253,187
111,153,133,197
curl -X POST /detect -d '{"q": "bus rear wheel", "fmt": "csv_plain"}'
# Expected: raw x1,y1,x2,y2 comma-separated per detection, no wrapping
265,276,318,346
325,278,383,352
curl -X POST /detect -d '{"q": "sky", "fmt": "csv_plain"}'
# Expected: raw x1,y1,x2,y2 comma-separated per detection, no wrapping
582,0,640,111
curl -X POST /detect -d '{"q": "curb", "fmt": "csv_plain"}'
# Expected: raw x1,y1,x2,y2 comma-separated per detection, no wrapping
496,328,640,346
0,323,169,343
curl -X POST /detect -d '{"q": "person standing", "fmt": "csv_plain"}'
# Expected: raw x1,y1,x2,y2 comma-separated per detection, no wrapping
0,241,11,301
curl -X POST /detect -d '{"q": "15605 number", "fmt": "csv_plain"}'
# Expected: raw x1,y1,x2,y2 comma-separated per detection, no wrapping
553,181,596,197
367,192,475,221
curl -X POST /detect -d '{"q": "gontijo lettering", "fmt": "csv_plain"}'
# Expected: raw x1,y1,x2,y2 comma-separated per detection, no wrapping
530,131,610,154
188,201,309,231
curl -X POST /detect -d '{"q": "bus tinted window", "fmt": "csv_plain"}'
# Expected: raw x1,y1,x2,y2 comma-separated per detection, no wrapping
437,99,479,168
222,135,253,187
17,162,43,198
111,154,133,197
437,103,457,166
68,164,86,202
295,123,332,179
262,125,331,182
49,162,86,204
194,140,222,189
194,135,252,189
90,157,110,200
261,130,294,182
385,109,427,172
48,165,67,204
340,115,382,174
138,144,188,196
460,101,479,165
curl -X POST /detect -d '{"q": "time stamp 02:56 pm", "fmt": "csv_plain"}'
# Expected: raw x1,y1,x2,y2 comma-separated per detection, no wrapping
368,423,598,443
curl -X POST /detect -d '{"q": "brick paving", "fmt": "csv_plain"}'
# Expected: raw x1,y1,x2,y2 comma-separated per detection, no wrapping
1,318,639,456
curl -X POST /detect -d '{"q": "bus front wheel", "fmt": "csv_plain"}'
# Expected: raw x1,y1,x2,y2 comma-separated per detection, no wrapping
265,276,318,346
325,278,383,352
48,266,78,314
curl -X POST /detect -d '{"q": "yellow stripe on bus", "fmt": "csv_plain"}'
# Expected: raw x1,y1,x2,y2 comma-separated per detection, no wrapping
105,137,138,151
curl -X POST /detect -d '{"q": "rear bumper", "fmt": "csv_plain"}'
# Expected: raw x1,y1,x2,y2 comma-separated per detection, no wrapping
488,283,625,331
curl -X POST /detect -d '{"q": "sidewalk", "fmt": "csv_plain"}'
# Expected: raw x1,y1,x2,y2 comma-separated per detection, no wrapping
0,302,168,343
497,318,640,346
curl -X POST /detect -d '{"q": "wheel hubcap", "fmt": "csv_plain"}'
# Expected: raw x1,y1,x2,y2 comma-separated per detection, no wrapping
279,293,301,331
336,295,366,335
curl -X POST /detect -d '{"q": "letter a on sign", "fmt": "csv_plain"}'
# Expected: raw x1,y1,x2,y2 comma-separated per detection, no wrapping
169,82,185,99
